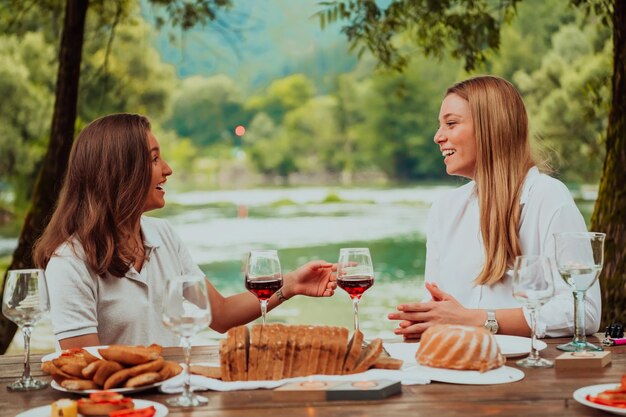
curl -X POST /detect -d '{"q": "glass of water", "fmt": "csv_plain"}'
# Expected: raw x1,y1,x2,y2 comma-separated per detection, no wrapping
162,274,212,406
2,269,50,391
554,232,605,352
512,256,555,367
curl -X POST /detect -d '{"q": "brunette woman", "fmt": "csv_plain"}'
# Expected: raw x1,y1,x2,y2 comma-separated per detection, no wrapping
34,113,336,348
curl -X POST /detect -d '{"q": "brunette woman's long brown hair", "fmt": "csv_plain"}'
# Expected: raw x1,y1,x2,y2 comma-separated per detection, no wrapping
34,113,152,277
446,76,536,286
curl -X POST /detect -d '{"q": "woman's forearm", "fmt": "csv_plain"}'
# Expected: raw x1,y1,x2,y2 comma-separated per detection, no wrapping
468,308,531,337
206,279,287,333
59,333,101,349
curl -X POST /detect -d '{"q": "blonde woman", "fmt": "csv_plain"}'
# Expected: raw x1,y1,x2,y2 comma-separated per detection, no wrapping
388,76,601,338
34,113,336,348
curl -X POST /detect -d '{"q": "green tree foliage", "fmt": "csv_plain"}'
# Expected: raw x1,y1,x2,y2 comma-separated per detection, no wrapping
245,112,290,178
245,95,344,181
0,0,234,354
168,74,245,147
317,0,522,71
484,0,577,79
331,73,367,184
79,19,177,121
515,23,612,183
246,74,316,124
291,42,358,93
282,96,342,174
358,60,457,180
0,32,55,212
0,6,179,217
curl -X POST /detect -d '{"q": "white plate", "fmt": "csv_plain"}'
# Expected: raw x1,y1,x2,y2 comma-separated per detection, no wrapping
383,336,547,363
51,379,165,395
404,364,524,385
16,399,169,417
44,345,178,394
573,383,626,416
383,342,524,385
494,335,547,357
41,345,107,362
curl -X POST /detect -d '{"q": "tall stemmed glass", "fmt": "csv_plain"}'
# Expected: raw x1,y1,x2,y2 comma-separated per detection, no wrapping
512,256,555,368
245,250,282,325
337,248,374,331
555,232,605,352
162,274,212,407
2,269,50,391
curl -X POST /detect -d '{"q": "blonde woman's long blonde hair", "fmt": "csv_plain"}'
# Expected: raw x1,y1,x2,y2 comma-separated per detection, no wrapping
446,76,536,286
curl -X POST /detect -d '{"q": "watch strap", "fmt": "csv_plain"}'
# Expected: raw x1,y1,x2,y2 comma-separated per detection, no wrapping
275,288,288,303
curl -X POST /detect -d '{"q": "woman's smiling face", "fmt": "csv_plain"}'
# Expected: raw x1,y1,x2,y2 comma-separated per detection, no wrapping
434,93,477,179
143,131,172,212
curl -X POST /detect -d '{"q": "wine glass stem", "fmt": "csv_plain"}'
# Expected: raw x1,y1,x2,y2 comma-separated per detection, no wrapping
528,307,539,361
573,290,587,344
352,298,360,331
21,326,32,381
182,336,193,400
260,300,268,325
21,326,32,382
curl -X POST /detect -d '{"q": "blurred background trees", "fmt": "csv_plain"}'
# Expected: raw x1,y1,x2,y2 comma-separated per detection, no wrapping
1,0,611,218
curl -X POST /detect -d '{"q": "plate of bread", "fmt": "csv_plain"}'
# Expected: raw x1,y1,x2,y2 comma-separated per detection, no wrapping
41,344,183,394
184,324,403,383
386,324,525,385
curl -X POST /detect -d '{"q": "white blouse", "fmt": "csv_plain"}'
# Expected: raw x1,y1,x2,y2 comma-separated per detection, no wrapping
424,167,601,337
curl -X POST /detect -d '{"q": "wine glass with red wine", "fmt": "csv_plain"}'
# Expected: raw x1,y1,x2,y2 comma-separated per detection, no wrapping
245,249,282,325
337,248,374,331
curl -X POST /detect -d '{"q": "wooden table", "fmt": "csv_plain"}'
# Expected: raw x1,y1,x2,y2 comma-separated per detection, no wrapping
2,336,624,417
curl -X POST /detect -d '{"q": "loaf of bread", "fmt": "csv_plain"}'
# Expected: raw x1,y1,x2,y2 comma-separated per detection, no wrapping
416,324,505,372
218,324,397,381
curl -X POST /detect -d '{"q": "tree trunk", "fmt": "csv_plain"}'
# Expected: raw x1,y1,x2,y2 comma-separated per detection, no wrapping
0,0,89,354
591,0,626,329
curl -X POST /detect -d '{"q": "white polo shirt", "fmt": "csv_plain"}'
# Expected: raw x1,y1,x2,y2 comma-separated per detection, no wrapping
424,167,602,337
46,216,205,346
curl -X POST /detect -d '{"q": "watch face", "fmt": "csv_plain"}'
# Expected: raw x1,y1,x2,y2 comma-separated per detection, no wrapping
485,321,498,334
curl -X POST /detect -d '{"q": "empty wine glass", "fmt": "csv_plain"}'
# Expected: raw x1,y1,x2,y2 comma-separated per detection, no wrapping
337,248,374,331
2,269,50,391
512,255,555,368
245,250,282,325
162,274,212,407
554,232,605,352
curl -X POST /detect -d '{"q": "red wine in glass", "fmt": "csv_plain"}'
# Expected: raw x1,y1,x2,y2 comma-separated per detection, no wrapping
337,248,374,331
245,277,282,300
245,250,282,325
337,275,374,299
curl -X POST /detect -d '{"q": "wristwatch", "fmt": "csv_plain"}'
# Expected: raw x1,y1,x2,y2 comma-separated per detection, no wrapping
275,288,288,303
484,309,499,334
